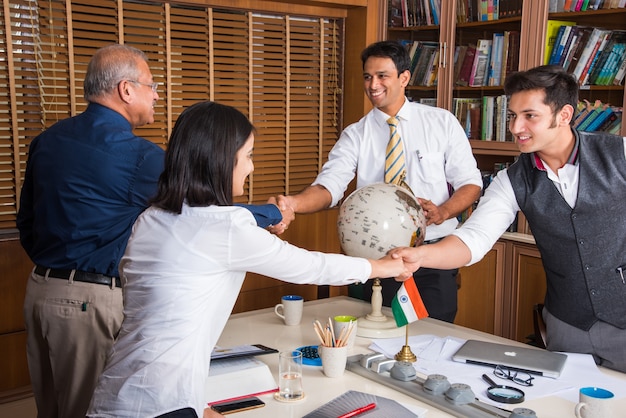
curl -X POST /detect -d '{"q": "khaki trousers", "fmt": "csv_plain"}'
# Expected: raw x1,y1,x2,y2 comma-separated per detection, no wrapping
23,269,123,418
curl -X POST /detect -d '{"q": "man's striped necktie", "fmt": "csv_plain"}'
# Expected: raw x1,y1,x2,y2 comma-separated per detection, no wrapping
385,116,406,185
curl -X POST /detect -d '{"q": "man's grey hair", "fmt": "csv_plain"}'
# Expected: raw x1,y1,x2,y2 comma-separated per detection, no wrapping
83,44,148,102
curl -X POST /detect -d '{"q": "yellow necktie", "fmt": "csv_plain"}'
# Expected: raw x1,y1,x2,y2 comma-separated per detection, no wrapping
385,116,406,185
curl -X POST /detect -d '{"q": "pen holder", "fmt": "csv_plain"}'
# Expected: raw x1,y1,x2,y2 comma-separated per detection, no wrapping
319,345,348,378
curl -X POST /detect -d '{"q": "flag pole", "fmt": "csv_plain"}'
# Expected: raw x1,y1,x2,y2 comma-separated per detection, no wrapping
394,324,416,362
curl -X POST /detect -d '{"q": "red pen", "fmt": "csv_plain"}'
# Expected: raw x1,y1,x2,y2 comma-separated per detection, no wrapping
337,402,376,418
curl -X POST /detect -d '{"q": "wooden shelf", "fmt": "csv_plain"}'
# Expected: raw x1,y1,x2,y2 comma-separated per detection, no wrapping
470,139,518,156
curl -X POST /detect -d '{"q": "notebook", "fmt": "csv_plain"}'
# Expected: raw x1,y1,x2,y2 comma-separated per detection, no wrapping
452,339,568,378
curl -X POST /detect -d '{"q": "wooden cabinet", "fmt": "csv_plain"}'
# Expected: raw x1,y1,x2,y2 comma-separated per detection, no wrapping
455,241,506,336
456,235,546,344
0,236,33,400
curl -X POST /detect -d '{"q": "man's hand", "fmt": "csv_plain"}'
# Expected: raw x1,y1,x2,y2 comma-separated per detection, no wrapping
389,246,423,274
418,198,447,226
266,196,295,235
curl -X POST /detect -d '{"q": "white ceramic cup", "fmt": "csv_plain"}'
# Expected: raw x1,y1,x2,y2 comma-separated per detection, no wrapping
275,350,304,401
274,295,303,326
574,387,615,418
318,345,348,378
332,315,358,350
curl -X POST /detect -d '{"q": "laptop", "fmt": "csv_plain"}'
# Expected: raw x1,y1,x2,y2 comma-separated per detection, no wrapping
452,339,568,378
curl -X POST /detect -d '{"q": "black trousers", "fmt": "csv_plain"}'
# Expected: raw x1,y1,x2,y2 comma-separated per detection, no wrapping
360,267,459,323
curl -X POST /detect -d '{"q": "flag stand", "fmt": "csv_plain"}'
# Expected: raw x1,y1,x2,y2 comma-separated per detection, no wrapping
394,324,416,362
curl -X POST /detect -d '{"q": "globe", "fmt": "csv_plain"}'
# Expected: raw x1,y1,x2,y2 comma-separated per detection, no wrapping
336,182,426,259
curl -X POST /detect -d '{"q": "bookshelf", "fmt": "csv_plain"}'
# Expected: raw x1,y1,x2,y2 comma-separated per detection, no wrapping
385,1,534,174
386,1,626,169
542,7,626,135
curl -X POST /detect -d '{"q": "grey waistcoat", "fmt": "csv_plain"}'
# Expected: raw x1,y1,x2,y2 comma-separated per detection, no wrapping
507,130,626,330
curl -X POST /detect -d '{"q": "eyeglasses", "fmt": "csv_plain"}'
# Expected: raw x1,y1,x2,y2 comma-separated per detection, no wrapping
127,80,160,93
493,365,534,387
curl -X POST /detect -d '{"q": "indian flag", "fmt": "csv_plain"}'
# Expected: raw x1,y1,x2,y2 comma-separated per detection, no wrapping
391,277,429,327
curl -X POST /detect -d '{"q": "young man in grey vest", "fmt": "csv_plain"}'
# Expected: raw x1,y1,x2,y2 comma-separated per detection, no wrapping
391,65,626,373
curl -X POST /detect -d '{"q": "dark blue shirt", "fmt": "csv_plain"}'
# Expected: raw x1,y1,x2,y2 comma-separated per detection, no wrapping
17,103,281,277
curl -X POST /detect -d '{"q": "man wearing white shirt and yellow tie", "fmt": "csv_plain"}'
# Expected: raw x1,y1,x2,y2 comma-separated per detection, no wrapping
273,41,482,322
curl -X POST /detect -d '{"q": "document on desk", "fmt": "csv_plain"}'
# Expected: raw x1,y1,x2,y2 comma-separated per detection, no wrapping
368,335,623,407
302,390,427,418
205,356,278,404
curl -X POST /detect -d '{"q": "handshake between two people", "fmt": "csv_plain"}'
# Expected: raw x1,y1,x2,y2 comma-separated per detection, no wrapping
371,246,426,282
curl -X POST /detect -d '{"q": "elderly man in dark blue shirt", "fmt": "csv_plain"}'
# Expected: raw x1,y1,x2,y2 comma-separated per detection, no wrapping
17,44,286,418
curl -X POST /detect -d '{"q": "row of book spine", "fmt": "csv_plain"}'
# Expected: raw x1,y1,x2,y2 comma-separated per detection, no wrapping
545,21,626,86
402,40,441,86
453,95,513,142
573,99,623,133
456,0,523,24
452,96,622,142
388,0,441,27
549,0,626,12
454,31,520,88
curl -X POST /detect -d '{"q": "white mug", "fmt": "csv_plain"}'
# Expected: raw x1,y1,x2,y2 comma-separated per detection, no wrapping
274,295,303,326
574,387,614,418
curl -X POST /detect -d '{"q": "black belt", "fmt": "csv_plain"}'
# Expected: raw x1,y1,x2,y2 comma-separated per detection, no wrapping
35,265,121,288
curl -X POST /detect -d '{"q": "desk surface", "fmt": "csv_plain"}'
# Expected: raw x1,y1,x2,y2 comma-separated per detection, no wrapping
214,296,625,417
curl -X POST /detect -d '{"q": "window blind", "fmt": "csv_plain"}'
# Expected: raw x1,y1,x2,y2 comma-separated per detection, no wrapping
0,0,344,229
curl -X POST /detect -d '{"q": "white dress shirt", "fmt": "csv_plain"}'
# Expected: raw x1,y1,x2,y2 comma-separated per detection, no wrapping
87,204,370,418
313,99,483,240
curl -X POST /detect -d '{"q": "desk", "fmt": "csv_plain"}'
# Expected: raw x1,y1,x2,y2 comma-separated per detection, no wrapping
214,296,626,417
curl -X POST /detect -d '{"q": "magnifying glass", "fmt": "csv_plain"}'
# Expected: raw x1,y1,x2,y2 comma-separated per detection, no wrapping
482,374,525,404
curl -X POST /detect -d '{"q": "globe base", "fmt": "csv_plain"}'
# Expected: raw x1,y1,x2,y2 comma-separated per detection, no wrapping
356,316,406,339
356,278,405,338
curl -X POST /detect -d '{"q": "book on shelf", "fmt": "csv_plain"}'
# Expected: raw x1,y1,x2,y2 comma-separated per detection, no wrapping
573,99,602,127
581,30,613,85
561,26,584,72
453,45,469,82
423,49,440,86
598,43,626,85
557,25,580,67
481,95,495,141
585,105,618,131
388,0,404,27
587,30,626,84
469,39,492,87
505,30,521,79
572,28,610,83
578,103,608,131
566,26,594,73
495,94,509,142
410,42,439,86
546,21,576,65
429,0,440,25
613,48,626,85
457,44,477,86
487,32,504,86
453,97,482,138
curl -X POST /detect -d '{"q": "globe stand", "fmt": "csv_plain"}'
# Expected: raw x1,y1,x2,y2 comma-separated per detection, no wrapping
356,278,405,338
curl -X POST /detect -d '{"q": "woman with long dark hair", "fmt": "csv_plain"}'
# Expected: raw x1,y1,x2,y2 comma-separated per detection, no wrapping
87,101,410,418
